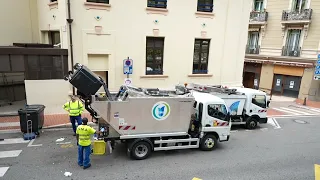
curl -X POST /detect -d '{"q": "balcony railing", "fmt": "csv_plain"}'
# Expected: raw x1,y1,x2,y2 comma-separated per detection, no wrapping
245,45,260,54
249,11,268,22
282,9,312,21
281,46,301,57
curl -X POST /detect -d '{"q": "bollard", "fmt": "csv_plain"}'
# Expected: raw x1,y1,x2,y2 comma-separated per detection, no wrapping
303,97,307,106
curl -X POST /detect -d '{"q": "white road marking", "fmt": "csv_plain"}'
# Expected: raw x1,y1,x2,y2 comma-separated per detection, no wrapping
280,107,314,115
0,138,30,145
230,130,238,133
0,167,9,177
0,122,20,127
260,128,268,131
272,108,300,115
272,118,281,129
56,142,71,145
308,108,320,113
0,150,22,158
27,139,42,147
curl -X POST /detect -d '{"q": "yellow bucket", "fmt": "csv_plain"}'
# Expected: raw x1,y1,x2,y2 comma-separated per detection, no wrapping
92,140,106,155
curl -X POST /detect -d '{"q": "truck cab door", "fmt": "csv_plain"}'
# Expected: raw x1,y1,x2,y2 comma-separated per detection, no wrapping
206,104,229,127
250,94,267,117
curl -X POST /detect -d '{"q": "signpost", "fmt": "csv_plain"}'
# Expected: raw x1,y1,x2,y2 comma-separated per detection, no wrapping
314,54,320,80
123,57,133,85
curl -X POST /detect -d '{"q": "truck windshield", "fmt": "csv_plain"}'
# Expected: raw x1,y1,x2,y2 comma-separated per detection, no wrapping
207,104,228,121
252,95,267,108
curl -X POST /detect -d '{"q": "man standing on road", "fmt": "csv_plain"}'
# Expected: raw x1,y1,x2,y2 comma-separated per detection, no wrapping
63,95,84,136
76,117,97,169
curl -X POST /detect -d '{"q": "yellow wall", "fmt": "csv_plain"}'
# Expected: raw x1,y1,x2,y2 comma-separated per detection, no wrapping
0,0,39,45
259,64,274,94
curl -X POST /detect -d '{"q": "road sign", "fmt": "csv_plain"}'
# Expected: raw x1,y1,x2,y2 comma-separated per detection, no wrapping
123,58,133,75
124,78,132,86
314,54,320,80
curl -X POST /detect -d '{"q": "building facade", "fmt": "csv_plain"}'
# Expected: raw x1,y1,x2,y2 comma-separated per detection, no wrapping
38,0,251,92
243,0,320,101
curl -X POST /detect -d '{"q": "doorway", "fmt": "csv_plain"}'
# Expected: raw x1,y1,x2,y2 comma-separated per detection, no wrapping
272,74,301,98
243,72,255,88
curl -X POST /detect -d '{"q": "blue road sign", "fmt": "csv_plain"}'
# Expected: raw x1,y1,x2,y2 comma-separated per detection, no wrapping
317,60,320,64
316,65,320,69
123,58,133,74
315,70,320,75
318,54,320,59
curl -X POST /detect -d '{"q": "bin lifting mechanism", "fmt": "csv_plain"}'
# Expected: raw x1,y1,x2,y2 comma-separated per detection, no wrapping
181,83,239,95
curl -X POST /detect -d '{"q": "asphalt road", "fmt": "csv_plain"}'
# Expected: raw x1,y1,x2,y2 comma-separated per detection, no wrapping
1,116,320,180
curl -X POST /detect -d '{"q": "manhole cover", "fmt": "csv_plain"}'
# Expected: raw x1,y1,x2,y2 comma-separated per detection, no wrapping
293,119,308,124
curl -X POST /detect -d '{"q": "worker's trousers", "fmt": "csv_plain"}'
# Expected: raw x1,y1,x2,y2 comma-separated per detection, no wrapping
78,145,91,167
70,115,82,133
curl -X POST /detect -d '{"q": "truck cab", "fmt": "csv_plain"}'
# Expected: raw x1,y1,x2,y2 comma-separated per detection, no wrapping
232,87,268,127
191,91,231,143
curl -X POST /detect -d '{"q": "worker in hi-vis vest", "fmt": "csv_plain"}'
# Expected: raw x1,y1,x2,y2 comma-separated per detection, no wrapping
76,117,99,169
63,95,85,136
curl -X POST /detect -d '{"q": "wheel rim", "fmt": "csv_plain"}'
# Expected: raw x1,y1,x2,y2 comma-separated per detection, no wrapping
205,138,214,148
135,144,148,158
250,121,256,128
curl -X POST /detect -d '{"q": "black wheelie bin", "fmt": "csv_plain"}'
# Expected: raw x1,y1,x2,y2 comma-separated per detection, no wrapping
18,105,45,135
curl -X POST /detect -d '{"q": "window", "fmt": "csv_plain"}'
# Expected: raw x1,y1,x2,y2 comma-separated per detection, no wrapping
292,0,306,12
253,0,264,11
193,39,210,74
50,0,57,2
252,95,266,108
197,0,214,12
26,55,68,80
207,104,228,120
283,29,301,56
146,37,164,75
87,0,109,4
246,31,260,54
147,0,167,8
49,31,61,48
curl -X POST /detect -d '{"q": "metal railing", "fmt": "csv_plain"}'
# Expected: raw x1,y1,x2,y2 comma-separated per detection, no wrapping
147,0,167,8
281,46,301,57
282,9,312,21
249,11,268,22
245,45,260,54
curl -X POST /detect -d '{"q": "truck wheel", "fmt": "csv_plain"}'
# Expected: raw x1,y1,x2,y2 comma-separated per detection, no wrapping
129,140,152,160
200,134,217,151
246,118,257,129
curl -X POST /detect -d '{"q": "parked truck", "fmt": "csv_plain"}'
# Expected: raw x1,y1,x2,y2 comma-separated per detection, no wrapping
64,63,231,160
183,83,270,129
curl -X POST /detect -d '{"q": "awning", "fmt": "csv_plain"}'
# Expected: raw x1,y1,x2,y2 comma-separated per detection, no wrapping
244,58,314,68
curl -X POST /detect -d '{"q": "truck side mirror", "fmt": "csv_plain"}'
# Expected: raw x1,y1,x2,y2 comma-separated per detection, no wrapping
267,100,270,107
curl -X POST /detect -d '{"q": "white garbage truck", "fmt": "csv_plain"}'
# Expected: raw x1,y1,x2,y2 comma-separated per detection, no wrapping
64,63,231,160
184,83,269,129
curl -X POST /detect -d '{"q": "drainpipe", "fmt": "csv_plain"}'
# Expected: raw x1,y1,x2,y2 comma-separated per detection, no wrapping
66,0,75,95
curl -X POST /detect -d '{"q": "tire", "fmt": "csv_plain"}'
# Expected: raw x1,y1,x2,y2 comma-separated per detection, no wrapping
246,117,258,129
200,134,218,151
129,140,152,160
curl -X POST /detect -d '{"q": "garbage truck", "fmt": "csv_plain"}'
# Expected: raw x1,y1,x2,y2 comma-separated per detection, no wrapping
64,63,231,160
184,83,269,129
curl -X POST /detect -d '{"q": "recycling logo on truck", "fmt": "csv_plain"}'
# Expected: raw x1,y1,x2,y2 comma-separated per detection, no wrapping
152,101,171,121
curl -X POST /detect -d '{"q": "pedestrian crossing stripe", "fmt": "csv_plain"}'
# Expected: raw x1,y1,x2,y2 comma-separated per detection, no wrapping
272,106,320,116
0,167,9,177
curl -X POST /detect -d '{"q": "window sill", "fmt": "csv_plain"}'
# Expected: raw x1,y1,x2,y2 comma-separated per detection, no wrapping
195,12,215,19
140,75,169,79
188,74,213,77
146,7,168,15
84,2,111,11
48,1,58,10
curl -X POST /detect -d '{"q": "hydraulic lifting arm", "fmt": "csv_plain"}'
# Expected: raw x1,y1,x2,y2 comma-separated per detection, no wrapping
64,63,113,121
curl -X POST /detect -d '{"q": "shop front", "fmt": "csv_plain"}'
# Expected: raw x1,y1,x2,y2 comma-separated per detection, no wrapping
243,62,262,89
272,65,304,98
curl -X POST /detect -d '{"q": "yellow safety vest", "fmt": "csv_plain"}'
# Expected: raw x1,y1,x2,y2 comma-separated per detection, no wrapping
76,125,96,146
63,100,84,116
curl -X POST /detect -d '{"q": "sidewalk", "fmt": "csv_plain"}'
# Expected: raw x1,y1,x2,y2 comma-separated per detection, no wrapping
0,113,91,131
295,99,320,108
